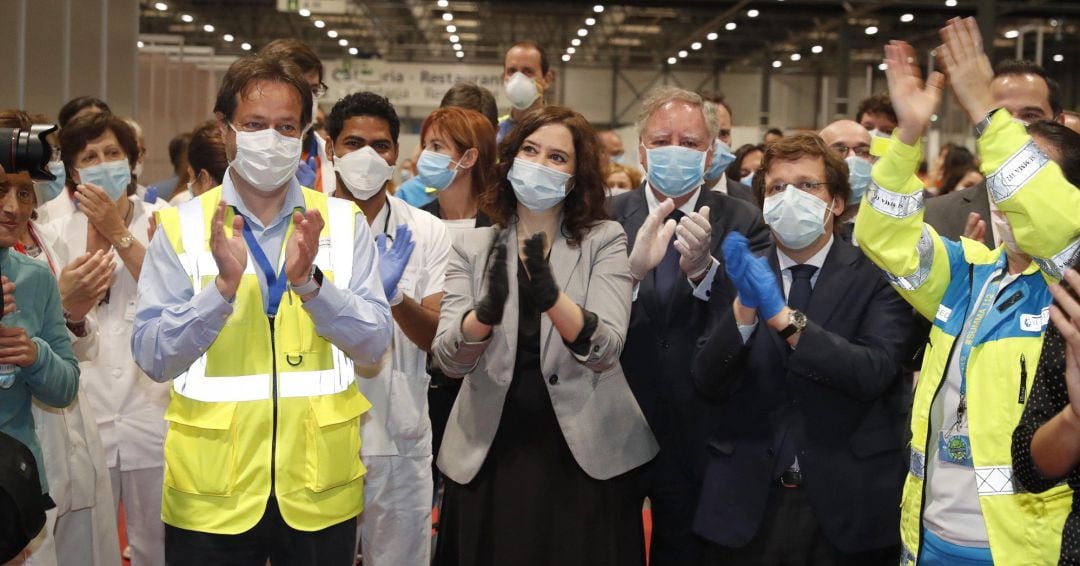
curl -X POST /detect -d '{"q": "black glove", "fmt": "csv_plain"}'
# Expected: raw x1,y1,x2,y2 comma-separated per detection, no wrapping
523,233,560,312
474,230,509,326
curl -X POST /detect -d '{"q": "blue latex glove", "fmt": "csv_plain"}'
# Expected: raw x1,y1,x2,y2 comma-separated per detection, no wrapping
296,152,318,188
375,224,416,302
748,255,785,320
721,231,758,308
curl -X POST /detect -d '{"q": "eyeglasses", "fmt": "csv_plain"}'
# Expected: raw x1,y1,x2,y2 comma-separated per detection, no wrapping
312,82,329,99
765,180,828,195
830,144,871,159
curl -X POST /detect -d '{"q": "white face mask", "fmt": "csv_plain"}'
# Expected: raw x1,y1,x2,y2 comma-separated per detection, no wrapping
335,146,395,201
990,209,1025,255
762,185,833,250
229,125,303,192
504,72,540,110
133,161,144,179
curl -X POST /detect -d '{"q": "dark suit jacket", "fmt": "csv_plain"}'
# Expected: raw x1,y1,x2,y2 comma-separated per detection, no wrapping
724,178,758,206
924,181,994,247
691,238,914,553
608,185,770,484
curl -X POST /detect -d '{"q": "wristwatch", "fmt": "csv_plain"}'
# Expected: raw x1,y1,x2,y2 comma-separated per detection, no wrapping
973,107,1002,138
116,233,136,250
290,265,323,296
778,309,807,339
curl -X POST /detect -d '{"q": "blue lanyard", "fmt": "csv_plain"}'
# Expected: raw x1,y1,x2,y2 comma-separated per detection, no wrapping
956,272,1004,404
236,209,290,317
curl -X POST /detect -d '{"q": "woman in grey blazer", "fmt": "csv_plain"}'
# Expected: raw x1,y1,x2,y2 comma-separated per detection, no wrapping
431,106,658,566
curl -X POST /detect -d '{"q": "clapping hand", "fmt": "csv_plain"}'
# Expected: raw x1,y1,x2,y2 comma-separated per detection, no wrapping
210,201,247,300
721,232,759,309
474,229,509,326
376,224,415,303
284,208,325,287
59,250,114,321
75,183,128,245
884,40,945,146
675,206,713,280
628,198,677,281
522,233,560,312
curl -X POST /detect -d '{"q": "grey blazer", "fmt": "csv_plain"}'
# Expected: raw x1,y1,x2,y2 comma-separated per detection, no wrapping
432,219,659,484
923,181,995,248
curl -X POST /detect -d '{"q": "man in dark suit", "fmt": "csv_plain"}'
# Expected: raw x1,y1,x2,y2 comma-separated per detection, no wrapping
700,92,757,205
692,133,914,564
925,58,1064,249
609,86,770,565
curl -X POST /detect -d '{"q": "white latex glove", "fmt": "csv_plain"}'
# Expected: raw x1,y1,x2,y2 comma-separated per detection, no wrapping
628,198,677,281
674,206,712,279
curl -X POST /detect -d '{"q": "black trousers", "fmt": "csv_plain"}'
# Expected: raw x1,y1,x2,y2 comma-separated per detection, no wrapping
704,485,897,566
164,497,357,566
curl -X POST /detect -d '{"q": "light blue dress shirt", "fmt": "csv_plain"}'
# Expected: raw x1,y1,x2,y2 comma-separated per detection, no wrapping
131,173,392,382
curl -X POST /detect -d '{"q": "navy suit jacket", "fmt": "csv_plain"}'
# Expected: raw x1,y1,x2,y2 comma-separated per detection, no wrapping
608,185,770,483
691,238,915,553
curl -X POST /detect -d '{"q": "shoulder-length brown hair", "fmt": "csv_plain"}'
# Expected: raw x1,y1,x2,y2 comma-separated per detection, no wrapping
481,105,607,246
420,107,497,207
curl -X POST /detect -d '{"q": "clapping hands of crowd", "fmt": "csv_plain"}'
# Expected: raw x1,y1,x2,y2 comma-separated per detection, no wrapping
59,250,115,322
674,206,713,281
75,182,128,252
474,229,509,326
0,276,36,368
883,40,944,146
937,17,998,125
210,200,248,300
628,198,676,282
376,224,416,304
721,232,785,322
522,233,560,312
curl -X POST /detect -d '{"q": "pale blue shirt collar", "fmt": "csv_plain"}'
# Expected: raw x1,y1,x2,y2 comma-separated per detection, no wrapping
644,183,701,216
220,168,306,231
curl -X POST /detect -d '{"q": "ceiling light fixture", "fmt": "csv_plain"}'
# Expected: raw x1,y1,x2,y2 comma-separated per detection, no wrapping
137,40,145,48
572,38,581,46
456,51,465,58
438,0,449,7
241,42,252,51
567,47,576,54
1004,29,1019,39
945,0,957,6
327,30,338,38
203,24,214,32
349,47,359,55
180,14,193,22
772,60,782,68
1053,54,1064,62
586,17,596,26
154,2,167,11
691,42,702,50
900,13,914,22
299,8,311,17
449,34,459,42
578,28,588,37
707,32,718,40
442,13,453,21
747,9,759,17
790,53,801,61
446,24,456,32
667,56,677,64
593,5,604,13
865,25,878,35
725,22,737,31
223,34,234,42
314,20,325,28
811,45,823,53
339,39,348,46
678,49,688,57
562,54,571,62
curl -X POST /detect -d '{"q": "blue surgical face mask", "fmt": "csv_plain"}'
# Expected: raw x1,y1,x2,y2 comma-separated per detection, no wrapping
762,185,832,250
845,155,873,205
507,157,573,211
34,160,67,206
740,172,755,187
704,139,737,182
643,144,707,198
77,160,131,201
417,149,463,191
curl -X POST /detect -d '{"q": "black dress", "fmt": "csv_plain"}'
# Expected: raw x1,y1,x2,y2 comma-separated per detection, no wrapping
433,260,646,566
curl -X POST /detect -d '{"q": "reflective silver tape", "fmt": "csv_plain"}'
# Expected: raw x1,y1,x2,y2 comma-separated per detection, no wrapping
866,181,924,219
882,226,934,291
975,465,1015,496
1033,235,1080,280
986,141,1050,203
910,447,926,481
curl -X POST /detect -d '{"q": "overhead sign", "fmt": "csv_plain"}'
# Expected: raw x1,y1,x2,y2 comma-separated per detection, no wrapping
324,58,504,108
276,0,347,14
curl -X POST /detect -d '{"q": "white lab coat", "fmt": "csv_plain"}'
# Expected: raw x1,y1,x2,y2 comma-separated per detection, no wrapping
355,195,449,566
24,221,120,566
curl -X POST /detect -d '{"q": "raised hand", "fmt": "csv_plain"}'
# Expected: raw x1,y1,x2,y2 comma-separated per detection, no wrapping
474,230,509,326
938,17,997,124
210,200,247,300
628,198,677,281
75,183,128,245
721,231,759,309
284,208,325,286
522,233,560,312
884,40,945,146
375,224,416,303
674,205,713,280
59,250,115,321
963,212,987,243
1050,270,1080,421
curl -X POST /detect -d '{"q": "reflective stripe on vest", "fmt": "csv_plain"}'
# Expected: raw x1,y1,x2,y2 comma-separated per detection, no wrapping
170,194,357,402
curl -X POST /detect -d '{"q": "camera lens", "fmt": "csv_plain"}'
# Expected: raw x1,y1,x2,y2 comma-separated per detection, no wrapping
0,125,58,181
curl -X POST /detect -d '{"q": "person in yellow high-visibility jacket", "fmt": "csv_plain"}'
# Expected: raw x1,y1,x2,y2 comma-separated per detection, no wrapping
131,55,391,565
855,21,1080,564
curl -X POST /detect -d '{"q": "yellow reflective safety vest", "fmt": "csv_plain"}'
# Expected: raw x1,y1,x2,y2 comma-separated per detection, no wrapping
855,129,1075,564
155,186,371,535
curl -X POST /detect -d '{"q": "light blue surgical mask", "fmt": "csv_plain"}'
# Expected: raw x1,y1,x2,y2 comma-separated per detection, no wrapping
77,160,131,201
34,160,67,206
507,157,572,211
643,144,707,198
762,184,831,250
704,140,737,182
740,172,755,187
845,155,873,205
417,150,462,191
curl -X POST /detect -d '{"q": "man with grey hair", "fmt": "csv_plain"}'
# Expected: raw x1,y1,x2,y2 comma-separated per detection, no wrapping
608,85,769,565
